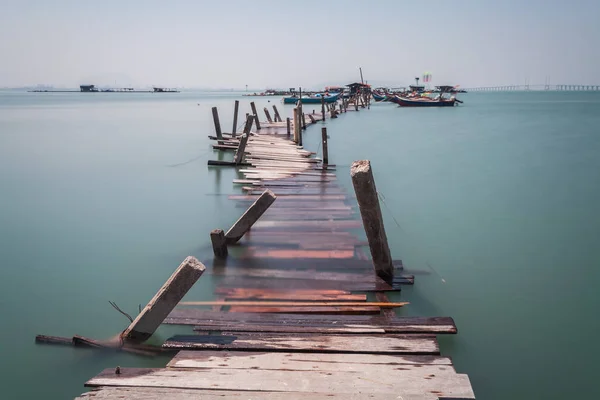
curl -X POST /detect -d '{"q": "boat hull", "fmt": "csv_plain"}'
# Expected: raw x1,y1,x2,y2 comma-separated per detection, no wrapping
372,93,387,102
390,96,456,107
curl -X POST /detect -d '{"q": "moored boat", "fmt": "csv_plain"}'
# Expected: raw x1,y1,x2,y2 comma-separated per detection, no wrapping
283,93,341,104
372,92,387,102
390,95,457,107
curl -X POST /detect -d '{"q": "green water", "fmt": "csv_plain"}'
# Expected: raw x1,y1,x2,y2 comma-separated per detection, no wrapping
0,91,599,399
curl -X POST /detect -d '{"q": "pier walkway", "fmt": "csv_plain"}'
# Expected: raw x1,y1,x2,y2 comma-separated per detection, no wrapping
76,98,475,399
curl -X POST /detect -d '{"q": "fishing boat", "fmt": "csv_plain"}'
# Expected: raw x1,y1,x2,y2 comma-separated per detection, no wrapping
390,95,456,107
372,92,387,102
283,93,341,104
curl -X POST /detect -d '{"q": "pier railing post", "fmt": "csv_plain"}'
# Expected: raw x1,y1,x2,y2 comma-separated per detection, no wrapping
250,102,261,130
232,100,239,137
225,189,277,243
210,229,228,258
321,127,329,165
212,107,223,139
121,256,205,343
273,105,282,122
286,117,291,137
350,160,394,282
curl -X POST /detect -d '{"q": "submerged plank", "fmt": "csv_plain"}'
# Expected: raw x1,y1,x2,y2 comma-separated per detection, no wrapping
226,306,382,314
162,333,440,355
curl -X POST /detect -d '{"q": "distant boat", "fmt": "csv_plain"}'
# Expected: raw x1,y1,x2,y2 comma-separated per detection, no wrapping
283,93,341,104
389,95,457,107
372,92,387,102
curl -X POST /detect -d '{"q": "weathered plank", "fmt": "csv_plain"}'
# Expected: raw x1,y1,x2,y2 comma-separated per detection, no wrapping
168,350,454,370
205,257,404,271
226,306,382,314
85,367,474,398
164,310,457,334
162,333,440,355
78,385,470,400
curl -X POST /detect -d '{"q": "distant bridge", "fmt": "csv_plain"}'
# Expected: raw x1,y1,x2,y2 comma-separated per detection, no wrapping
465,84,600,92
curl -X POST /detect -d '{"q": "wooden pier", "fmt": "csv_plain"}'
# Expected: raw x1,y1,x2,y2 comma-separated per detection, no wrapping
72,97,475,399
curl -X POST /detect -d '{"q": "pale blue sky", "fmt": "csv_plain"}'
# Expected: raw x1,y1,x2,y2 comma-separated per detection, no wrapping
1,0,598,88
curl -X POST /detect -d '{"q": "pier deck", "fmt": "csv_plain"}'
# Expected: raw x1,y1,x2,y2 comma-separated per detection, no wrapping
76,99,475,399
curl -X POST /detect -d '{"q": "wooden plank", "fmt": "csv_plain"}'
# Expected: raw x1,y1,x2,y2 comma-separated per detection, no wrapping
168,350,454,370
180,301,406,308
222,292,367,301
216,276,396,292
204,258,404,271
162,333,440,355
210,268,395,284
84,367,474,398
165,310,457,334
227,306,381,314
81,382,474,400
77,387,451,400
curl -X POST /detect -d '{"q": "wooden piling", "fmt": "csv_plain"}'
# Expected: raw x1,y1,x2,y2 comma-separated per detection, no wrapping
322,127,329,165
350,160,394,282
210,229,228,258
250,102,261,130
225,189,277,244
272,105,282,122
321,96,326,120
234,115,253,164
264,107,273,123
121,256,206,343
293,108,299,144
232,100,239,137
211,107,223,139
302,113,307,130
286,117,291,137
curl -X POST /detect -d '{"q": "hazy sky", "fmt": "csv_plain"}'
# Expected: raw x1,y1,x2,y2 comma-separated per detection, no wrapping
1,0,599,89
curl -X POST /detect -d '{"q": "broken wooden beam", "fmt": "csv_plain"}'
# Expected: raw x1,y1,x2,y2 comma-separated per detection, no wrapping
264,107,273,123
225,189,277,244
351,160,394,282
272,105,282,122
250,102,261,130
121,256,206,343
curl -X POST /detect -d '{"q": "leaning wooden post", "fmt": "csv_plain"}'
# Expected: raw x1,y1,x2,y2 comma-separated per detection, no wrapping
121,256,206,343
225,189,277,243
321,127,329,165
210,229,228,258
272,105,282,122
250,102,261,130
212,107,223,139
232,100,239,137
264,107,273,123
286,117,291,137
350,160,394,282
234,115,253,164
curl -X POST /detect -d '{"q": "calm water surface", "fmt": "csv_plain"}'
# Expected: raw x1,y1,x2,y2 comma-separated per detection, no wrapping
0,90,599,399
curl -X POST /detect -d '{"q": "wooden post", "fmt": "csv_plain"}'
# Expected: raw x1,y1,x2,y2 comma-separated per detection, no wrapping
354,95,359,111
250,102,261,130
286,117,291,137
350,160,394,282
232,100,239,137
321,96,326,120
225,189,277,243
121,256,206,342
322,127,329,165
302,112,307,130
264,107,273,123
298,114,303,146
272,105,282,122
234,115,253,164
212,107,222,139
293,108,299,143
210,229,228,258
